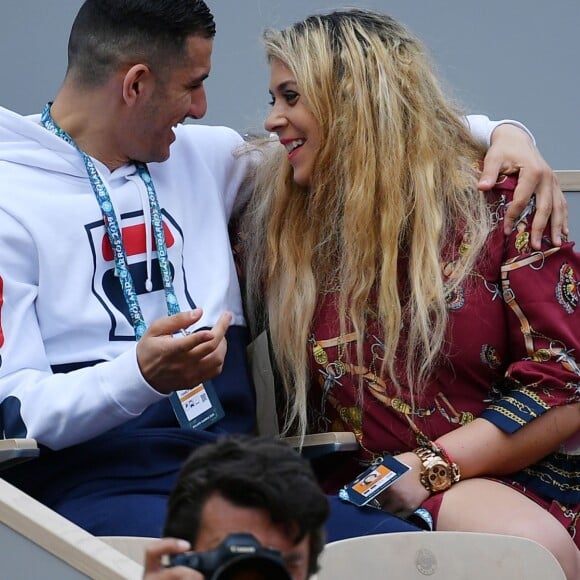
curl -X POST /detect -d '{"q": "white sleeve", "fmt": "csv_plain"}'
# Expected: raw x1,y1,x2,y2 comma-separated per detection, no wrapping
219,127,256,219
0,210,165,451
179,125,255,220
464,115,536,147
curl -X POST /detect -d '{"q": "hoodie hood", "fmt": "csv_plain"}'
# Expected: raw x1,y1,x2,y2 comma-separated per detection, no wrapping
0,105,88,178
0,105,161,294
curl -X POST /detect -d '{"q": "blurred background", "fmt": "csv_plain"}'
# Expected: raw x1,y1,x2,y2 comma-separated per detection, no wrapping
1,0,577,169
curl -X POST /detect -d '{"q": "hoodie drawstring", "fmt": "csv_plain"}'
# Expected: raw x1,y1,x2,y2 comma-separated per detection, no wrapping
137,179,154,292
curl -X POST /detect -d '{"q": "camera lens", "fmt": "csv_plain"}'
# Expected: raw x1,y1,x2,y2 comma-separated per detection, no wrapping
214,555,291,580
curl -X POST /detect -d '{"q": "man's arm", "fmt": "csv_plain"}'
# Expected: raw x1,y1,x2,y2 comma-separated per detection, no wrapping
465,115,568,249
0,212,229,450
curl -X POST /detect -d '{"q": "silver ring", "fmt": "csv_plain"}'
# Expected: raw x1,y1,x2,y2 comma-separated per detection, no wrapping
368,498,382,510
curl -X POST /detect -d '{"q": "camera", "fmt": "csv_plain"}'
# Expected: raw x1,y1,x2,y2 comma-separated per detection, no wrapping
168,532,292,580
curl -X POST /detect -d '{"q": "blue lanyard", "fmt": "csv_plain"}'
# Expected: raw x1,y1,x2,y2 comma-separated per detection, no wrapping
41,102,181,340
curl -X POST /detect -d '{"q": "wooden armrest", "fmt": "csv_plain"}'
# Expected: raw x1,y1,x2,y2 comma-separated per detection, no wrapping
555,170,580,191
99,536,157,564
0,438,40,471
0,478,143,579
282,432,358,459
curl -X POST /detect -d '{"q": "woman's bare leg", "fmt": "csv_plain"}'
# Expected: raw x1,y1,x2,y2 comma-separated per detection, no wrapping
436,478,579,580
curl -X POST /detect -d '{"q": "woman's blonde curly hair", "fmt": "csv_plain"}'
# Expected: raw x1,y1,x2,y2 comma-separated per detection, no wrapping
243,9,491,437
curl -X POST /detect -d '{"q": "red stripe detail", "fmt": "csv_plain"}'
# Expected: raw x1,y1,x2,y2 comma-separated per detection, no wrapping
101,223,175,261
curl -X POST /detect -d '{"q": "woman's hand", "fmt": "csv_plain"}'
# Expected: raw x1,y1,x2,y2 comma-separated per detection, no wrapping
478,124,568,250
373,452,430,518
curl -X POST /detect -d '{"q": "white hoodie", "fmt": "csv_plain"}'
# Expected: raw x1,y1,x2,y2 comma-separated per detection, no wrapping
0,105,255,450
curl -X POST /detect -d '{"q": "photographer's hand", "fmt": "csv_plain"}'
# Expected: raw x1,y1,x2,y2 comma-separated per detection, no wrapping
144,538,202,579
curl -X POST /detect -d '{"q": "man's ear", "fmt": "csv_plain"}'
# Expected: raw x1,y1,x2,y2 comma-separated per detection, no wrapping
122,64,152,106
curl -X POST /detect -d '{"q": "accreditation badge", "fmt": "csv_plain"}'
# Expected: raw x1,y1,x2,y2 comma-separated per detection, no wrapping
169,380,225,430
339,455,411,507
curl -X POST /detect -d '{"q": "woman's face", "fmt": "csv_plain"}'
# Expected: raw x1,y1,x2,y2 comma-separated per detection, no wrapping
265,58,321,187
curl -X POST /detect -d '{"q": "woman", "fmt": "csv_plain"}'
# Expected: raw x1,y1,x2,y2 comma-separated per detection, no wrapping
243,9,579,579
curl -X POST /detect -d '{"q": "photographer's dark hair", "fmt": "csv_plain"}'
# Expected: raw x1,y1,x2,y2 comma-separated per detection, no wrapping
164,436,329,576
67,0,216,86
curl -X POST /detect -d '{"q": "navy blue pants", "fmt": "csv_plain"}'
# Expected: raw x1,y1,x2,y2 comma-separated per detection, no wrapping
325,495,423,542
56,488,422,540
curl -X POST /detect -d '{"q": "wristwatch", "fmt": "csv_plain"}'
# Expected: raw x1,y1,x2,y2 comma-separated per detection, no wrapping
413,447,461,493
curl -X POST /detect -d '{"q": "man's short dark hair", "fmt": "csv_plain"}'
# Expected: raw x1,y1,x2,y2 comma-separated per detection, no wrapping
67,0,216,86
164,436,329,576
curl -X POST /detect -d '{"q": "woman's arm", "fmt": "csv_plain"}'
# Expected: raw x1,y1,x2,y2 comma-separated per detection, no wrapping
379,405,579,517
435,404,579,478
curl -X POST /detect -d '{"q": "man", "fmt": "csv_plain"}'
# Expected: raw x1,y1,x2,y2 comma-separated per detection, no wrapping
0,0,255,537
0,0,566,539
143,436,329,580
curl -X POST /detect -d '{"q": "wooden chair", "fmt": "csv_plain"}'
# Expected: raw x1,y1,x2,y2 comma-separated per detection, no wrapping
0,476,143,579
248,329,359,456
315,531,566,579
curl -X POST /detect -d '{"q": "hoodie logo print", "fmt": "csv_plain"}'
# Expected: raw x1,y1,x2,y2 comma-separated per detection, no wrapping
85,209,195,341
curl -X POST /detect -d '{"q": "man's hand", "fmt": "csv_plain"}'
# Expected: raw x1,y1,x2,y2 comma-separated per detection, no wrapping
143,538,202,579
136,309,232,394
478,124,568,249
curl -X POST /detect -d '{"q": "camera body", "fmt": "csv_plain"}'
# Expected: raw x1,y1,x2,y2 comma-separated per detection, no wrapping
168,532,292,580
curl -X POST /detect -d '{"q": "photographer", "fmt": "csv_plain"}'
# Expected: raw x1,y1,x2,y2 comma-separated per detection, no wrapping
143,436,329,580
